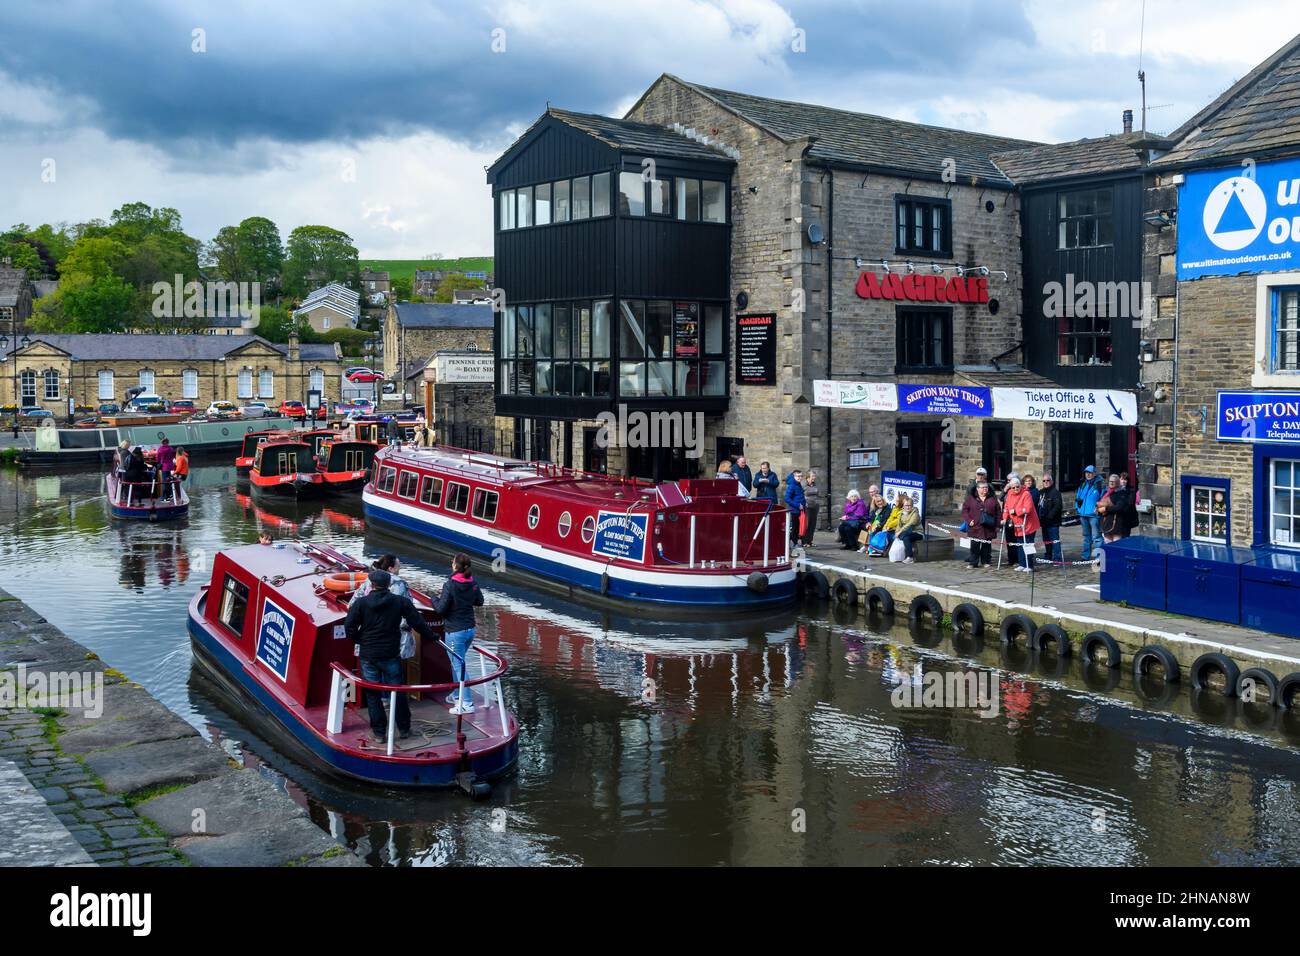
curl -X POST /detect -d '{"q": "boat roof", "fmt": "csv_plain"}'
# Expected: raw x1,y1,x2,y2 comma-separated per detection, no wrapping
218,542,352,627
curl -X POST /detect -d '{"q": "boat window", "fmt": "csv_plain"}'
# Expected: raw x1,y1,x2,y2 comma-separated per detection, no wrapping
558,511,572,537
343,448,366,471
419,476,444,507
377,466,397,493
397,471,419,499
446,482,470,514
527,504,541,529
218,575,250,638
581,515,596,543
472,489,499,523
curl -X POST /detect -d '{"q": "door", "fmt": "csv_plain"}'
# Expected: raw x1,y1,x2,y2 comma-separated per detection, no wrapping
982,421,1013,486
582,427,607,474
1056,424,1096,491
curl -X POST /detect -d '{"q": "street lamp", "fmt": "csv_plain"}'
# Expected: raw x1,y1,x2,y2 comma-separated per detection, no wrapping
1,334,31,432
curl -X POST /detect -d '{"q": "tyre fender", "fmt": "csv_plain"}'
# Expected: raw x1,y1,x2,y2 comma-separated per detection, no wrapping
1132,644,1180,684
1238,667,1280,707
864,586,894,616
998,613,1036,645
907,594,943,626
1031,623,1071,657
1080,631,1121,669
1188,652,1241,697
832,576,858,606
950,602,985,637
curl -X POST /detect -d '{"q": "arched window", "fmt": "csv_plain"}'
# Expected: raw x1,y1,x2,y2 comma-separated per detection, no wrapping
467,342,479,351
43,369,60,400
19,370,36,404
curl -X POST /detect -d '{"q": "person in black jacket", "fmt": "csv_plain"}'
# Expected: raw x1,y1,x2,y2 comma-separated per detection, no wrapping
1038,473,1063,565
345,569,437,741
437,552,485,714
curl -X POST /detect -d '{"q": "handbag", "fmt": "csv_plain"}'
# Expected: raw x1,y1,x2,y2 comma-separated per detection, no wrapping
979,509,997,529
798,511,807,536
869,531,889,552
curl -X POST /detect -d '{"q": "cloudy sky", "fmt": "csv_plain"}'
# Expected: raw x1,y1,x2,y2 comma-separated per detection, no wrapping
0,0,1290,259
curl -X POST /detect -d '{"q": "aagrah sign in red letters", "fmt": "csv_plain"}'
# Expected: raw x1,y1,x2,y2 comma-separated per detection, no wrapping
854,271,989,304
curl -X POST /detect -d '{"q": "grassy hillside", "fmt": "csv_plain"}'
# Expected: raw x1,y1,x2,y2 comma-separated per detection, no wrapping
361,258,494,284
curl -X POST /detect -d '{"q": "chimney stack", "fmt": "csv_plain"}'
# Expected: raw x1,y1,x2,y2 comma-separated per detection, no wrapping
1123,109,1134,134
287,327,300,363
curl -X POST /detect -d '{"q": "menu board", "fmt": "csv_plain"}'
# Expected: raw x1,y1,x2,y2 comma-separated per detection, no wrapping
673,302,699,357
736,312,776,386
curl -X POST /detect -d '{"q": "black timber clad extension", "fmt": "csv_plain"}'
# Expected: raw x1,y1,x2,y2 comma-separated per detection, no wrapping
1020,174,1144,389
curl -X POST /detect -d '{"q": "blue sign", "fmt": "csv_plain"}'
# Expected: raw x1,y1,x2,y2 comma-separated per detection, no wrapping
881,470,927,520
592,511,649,562
254,596,295,682
1179,157,1300,279
1217,391,1300,444
897,384,992,417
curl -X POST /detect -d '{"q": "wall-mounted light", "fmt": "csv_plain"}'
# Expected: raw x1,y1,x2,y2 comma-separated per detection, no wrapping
854,256,865,271
880,259,891,274
930,263,944,274
905,260,916,274
1143,211,1174,230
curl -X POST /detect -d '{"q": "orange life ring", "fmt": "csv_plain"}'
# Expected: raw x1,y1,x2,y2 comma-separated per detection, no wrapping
323,571,368,593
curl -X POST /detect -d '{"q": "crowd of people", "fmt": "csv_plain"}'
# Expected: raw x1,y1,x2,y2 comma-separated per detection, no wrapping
115,437,189,501
713,453,1139,571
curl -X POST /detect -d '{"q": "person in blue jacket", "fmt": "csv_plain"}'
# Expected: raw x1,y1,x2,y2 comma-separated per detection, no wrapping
1075,465,1105,562
753,461,781,504
783,469,806,548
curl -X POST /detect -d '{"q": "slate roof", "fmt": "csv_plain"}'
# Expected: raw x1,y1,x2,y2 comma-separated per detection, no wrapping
547,108,735,163
990,134,1158,185
392,303,494,329
2,333,338,362
1156,32,1300,167
658,76,1040,187
0,267,29,308
32,280,58,299
955,366,1067,390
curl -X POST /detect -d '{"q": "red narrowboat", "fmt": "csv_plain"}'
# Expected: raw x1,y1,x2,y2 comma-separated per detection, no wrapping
106,447,189,520
235,429,279,476
362,446,797,609
298,428,339,459
249,438,324,498
187,540,519,791
315,438,380,493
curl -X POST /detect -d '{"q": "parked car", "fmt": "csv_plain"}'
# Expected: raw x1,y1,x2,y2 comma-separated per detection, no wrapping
97,402,121,415
206,401,239,418
240,402,270,418
19,406,52,419
345,367,383,383
128,394,167,413
168,400,197,415
278,400,307,420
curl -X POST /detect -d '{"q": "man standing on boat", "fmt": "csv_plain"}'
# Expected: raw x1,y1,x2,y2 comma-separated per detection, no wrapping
345,568,437,743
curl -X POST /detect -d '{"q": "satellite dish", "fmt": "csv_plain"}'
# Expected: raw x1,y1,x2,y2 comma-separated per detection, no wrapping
807,222,824,244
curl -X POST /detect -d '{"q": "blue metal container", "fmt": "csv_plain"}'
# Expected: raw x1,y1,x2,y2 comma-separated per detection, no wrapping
1241,547,1300,638
1099,537,1183,611
1165,542,1257,625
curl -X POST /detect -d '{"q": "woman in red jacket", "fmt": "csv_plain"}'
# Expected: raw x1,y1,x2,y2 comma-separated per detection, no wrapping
961,480,1001,569
1002,474,1042,572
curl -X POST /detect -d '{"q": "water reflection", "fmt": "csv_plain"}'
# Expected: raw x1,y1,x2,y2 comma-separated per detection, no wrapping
1,462,1300,866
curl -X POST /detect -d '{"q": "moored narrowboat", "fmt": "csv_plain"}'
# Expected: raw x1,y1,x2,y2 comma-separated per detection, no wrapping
187,541,518,790
235,429,278,476
106,447,189,520
362,446,797,609
249,438,324,498
316,438,380,493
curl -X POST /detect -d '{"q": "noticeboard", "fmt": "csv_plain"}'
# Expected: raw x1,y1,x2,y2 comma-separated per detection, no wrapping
735,312,776,386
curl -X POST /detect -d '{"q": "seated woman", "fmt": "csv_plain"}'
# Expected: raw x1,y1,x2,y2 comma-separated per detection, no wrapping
895,493,923,564
837,489,868,550
862,493,893,554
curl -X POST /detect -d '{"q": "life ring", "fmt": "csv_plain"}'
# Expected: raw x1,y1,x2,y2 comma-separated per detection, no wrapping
323,571,368,593
1276,672,1300,711
832,577,858,607
864,586,894,616
1132,645,1181,684
1238,667,1280,707
950,603,984,637
1188,652,1241,697
799,570,829,601
907,594,943,626
998,613,1036,645
1031,623,1071,657
1080,631,1121,669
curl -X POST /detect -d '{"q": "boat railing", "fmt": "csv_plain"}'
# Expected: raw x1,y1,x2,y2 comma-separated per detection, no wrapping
326,644,509,757
110,474,187,507
654,504,792,570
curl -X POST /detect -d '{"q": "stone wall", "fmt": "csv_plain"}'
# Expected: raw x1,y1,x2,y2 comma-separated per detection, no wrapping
1137,174,1180,535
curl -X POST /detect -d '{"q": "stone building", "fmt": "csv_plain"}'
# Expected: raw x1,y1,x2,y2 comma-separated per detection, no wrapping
0,264,33,338
361,268,391,305
383,302,493,385
293,282,360,333
487,77,1037,511
413,268,443,297
0,332,345,412
1135,33,1300,548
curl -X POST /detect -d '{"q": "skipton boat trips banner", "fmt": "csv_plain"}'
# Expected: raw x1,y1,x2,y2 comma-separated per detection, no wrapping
897,384,992,417
813,380,1135,425
1178,156,1300,280
255,596,295,682
592,511,650,562
1218,391,1300,444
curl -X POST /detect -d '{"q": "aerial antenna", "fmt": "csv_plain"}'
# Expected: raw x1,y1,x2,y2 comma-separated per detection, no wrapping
1137,0,1147,135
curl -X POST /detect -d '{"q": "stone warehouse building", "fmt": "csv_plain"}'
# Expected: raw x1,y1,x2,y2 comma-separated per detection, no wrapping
1134,32,1300,550
383,302,493,387
0,333,346,412
0,263,34,338
488,77,1082,513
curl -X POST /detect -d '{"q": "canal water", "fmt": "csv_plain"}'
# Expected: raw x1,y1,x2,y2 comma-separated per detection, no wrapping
3,461,1300,866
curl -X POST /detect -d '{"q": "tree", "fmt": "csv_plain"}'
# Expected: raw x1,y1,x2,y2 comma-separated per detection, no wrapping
208,226,245,280
282,225,359,296
433,272,485,303
59,237,127,280
31,274,134,332
235,216,283,286
391,275,413,301
0,238,44,279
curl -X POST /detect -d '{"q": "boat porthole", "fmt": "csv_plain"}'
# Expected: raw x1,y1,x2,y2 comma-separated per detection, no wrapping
221,427,230,436
558,511,572,537
581,515,596,543
528,504,541,529
157,431,166,440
